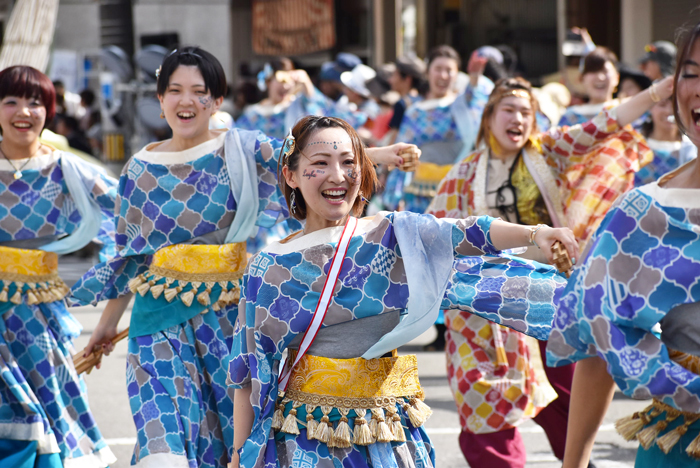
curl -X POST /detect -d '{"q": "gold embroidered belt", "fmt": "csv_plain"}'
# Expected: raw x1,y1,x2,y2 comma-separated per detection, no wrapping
615,349,700,458
273,351,431,448
404,162,453,198
0,246,69,304
128,242,247,310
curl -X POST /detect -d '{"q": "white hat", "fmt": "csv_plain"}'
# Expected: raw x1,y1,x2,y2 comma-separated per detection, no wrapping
340,64,376,98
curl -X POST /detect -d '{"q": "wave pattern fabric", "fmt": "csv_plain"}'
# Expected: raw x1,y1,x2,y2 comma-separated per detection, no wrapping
547,183,700,412
228,212,567,468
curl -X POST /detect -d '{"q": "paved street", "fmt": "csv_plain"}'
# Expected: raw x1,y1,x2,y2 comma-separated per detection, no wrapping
61,257,646,467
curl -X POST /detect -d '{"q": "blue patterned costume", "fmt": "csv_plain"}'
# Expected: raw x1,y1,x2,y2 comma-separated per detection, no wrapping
0,150,118,467
384,77,494,213
237,88,367,141
228,212,568,468
634,137,697,186
547,175,700,467
71,130,293,468
558,102,646,132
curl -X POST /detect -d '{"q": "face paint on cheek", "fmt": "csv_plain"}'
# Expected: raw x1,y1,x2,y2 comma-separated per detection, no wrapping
347,168,360,183
199,96,213,109
302,169,323,179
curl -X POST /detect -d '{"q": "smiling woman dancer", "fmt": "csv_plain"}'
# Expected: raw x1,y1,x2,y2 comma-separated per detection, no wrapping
0,66,118,467
548,21,700,468
557,47,620,127
426,74,671,467
70,47,415,468
227,115,581,468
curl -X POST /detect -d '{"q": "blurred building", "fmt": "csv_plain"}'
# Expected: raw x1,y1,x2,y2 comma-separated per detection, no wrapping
2,0,695,84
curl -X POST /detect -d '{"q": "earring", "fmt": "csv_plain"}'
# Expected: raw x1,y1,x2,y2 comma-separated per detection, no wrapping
360,192,369,203
290,189,297,214
160,110,165,119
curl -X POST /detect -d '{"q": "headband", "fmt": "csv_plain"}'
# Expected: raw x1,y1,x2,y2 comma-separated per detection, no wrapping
502,89,531,100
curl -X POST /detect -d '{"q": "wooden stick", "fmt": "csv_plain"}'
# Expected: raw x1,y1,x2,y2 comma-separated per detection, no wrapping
73,328,130,375
551,240,573,278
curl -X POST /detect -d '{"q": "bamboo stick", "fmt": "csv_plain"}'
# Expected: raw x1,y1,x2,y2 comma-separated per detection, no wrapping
73,328,130,375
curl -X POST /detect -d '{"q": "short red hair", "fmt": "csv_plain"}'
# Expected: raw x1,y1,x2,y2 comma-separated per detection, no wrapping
0,66,56,124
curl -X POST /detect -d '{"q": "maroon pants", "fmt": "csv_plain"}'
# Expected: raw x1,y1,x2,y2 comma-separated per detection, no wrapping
458,340,574,468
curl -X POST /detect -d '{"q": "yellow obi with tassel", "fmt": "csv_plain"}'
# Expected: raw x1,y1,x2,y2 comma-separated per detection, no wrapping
127,242,247,337
615,349,700,459
273,350,432,448
0,246,70,305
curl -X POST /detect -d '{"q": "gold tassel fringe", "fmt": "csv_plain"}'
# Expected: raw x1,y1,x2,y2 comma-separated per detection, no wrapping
657,424,687,454
352,409,374,445
386,406,405,442
405,398,432,427
314,406,333,444
281,402,301,435
305,405,318,440
271,401,286,431
332,408,352,448
686,432,700,459
615,404,654,441
371,408,393,443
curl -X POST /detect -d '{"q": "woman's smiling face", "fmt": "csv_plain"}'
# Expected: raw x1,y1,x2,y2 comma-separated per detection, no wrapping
283,127,361,231
488,95,535,157
0,95,46,146
677,37,700,147
159,65,221,141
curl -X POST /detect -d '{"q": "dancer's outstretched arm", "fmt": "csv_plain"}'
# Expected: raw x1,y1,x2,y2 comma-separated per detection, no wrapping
489,219,579,264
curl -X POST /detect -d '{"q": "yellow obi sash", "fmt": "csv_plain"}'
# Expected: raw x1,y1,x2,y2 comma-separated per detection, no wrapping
128,242,247,310
273,351,431,447
0,246,69,304
615,349,700,457
404,162,453,198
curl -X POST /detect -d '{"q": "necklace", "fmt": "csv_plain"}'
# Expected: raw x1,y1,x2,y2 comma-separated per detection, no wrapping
0,143,43,179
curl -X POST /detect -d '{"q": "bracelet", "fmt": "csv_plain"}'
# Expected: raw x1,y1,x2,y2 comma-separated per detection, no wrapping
649,83,661,103
528,224,546,249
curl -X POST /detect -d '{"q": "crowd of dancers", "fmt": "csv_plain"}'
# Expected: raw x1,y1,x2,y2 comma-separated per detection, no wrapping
1,16,700,468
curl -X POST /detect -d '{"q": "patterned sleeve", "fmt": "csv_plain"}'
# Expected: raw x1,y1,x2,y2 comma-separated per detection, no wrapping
89,171,118,261
227,273,253,389
226,256,284,467
463,75,494,110
67,156,119,261
69,167,151,306
540,107,623,172
546,189,700,412
447,215,500,257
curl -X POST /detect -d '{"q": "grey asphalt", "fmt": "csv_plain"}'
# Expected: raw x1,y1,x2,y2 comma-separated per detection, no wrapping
61,257,646,467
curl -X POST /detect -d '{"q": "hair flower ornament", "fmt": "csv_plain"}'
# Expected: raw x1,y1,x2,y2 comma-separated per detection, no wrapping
282,129,296,164
155,65,162,79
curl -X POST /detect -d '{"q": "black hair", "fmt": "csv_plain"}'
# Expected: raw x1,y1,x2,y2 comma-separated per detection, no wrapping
581,47,619,76
156,46,227,99
79,89,96,107
673,21,700,136
427,45,461,69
